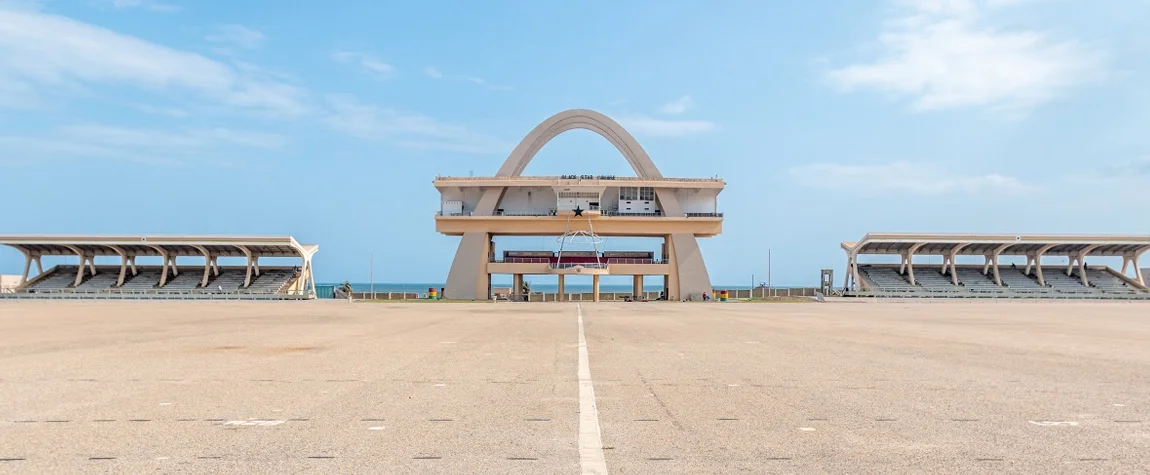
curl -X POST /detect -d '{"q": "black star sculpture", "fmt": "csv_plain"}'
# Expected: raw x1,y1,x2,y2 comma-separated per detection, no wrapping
572,205,583,216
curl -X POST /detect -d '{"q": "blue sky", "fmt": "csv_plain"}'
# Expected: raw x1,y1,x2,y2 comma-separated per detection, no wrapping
1,0,1148,286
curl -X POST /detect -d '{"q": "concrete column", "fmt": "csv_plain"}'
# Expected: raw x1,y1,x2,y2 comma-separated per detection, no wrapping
557,274,565,302
21,253,32,282
665,235,679,300
117,255,128,287
513,274,523,299
592,274,600,302
633,274,643,297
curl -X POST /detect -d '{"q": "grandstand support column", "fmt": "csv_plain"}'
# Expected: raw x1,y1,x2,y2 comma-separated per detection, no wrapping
558,274,566,302
1071,245,1100,286
128,256,137,276
20,250,32,282
117,254,128,287
592,274,600,302
1025,244,1055,283
63,245,87,287
633,274,643,297
1122,246,1149,288
943,243,969,285
513,274,523,300
159,252,170,286
901,243,926,285
236,246,254,288
192,245,212,288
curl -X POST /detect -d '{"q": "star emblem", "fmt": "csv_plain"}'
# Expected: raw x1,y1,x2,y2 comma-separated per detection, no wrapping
572,205,583,216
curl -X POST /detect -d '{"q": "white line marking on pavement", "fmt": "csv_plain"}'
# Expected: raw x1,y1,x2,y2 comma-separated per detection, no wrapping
1028,420,1077,426
577,303,609,475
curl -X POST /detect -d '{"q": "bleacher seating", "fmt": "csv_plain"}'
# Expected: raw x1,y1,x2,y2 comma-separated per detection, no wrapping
25,266,77,291
914,269,961,292
1085,269,1136,294
860,266,918,292
76,268,120,290
121,270,161,290
999,268,1051,294
955,268,1004,293
246,268,298,293
163,271,203,290
1042,268,1099,294
207,270,244,291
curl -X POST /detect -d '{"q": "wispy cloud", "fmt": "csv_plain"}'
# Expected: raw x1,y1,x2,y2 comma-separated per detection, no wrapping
0,124,288,165
616,115,716,137
106,0,180,12
205,24,265,50
132,103,188,118
423,66,511,91
786,160,1033,195
322,94,509,153
659,95,694,115
332,51,395,79
0,9,308,117
826,0,1106,115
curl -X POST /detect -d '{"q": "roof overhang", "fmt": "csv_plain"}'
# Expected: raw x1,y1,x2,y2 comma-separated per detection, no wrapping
433,176,725,190
842,233,1150,257
0,235,318,259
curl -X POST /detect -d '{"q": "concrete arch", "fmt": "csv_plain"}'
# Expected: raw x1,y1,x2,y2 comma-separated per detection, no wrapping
445,109,713,300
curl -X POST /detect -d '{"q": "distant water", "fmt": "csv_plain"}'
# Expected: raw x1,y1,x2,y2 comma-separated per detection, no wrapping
323,283,799,293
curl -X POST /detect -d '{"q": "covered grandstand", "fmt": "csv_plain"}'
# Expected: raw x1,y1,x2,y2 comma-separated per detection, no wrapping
0,235,318,300
842,233,1150,299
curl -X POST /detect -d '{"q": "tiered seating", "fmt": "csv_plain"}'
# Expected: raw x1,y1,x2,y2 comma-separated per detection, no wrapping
999,268,1051,293
76,269,120,290
25,266,77,291
246,268,297,293
120,270,161,290
163,271,203,290
915,269,960,292
860,266,918,292
208,270,244,291
956,268,1004,293
1043,269,1099,294
1085,269,1138,294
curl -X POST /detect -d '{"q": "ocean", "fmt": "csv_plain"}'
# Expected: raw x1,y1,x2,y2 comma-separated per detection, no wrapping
323,283,800,293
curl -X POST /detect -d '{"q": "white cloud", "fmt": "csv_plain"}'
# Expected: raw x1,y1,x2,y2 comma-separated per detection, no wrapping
0,124,288,164
423,65,511,91
786,161,1032,195
0,9,307,117
206,25,265,50
659,95,694,114
616,115,716,137
322,94,509,153
826,0,1105,114
332,51,395,79
106,0,179,12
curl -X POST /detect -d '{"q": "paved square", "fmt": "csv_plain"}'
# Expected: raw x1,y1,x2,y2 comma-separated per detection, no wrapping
1,300,1148,473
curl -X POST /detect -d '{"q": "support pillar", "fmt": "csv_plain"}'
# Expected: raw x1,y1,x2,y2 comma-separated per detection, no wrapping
201,255,213,288
513,274,523,300
160,253,171,287
117,254,128,287
633,274,643,298
21,253,32,282
557,274,565,302
592,274,600,302
665,235,679,300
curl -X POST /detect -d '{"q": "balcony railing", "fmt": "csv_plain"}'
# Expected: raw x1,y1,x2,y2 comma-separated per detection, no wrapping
438,210,723,217
550,263,609,269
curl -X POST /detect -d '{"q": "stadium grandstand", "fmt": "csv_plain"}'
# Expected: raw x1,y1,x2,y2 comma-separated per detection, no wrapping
0,235,318,300
842,233,1150,299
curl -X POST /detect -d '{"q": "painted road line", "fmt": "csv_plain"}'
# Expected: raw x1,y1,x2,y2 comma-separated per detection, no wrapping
577,303,608,475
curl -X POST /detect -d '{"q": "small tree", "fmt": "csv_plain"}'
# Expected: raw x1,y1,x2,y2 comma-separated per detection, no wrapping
338,281,353,299
521,279,531,302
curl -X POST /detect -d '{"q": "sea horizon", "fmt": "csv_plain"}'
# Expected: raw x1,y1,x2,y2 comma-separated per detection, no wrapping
321,282,815,293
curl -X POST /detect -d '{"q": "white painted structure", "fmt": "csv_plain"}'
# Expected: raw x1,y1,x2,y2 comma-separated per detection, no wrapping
0,235,318,297
842,232,1150,295
0,274,22,294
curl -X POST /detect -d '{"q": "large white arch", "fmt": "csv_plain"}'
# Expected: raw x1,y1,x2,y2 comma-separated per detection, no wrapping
444,109,713,300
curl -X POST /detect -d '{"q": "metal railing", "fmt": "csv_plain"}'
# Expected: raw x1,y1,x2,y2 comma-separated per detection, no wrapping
550,263,609,269
492,257,551,263
438,210,722,218
605,258,664,265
